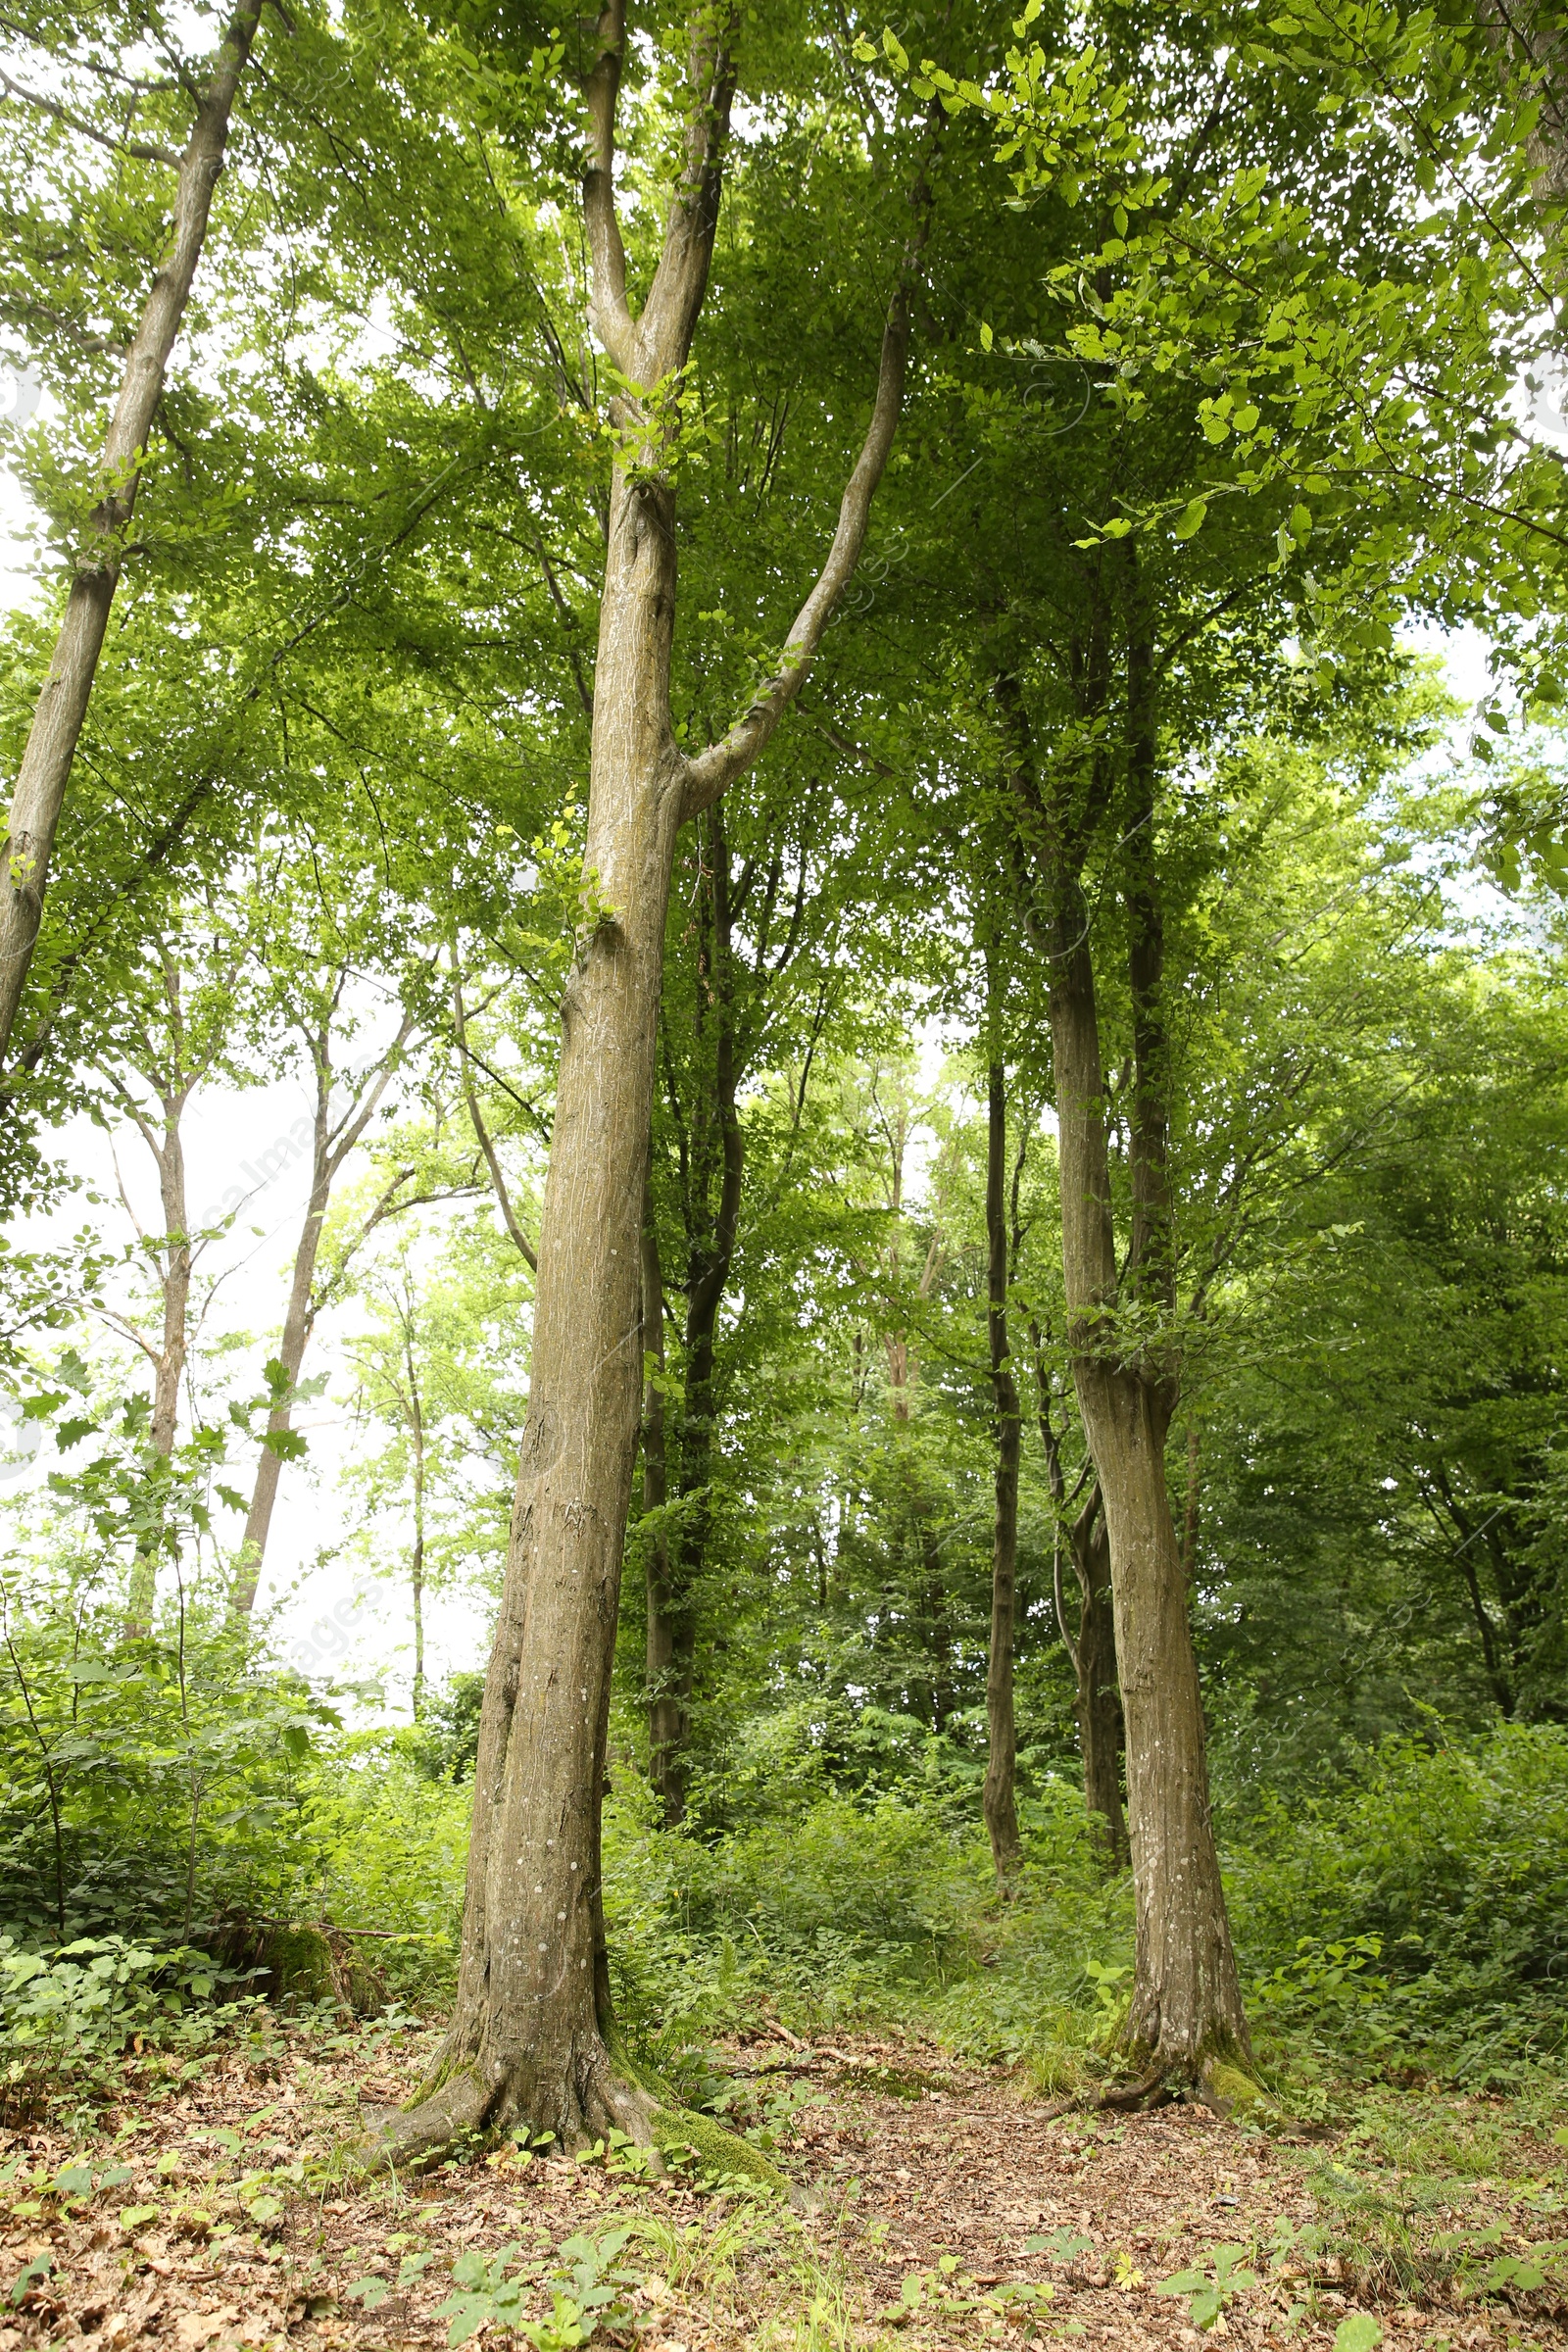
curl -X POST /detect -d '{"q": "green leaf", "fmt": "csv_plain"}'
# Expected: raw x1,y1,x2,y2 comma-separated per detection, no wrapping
1172,498,1208,539
343,2278,393,2310
1333,2320,1383,2352
882,27,908,70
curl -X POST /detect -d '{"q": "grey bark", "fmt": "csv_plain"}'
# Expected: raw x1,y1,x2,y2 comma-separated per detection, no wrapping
640,1200,682,1818
0,0,265,1066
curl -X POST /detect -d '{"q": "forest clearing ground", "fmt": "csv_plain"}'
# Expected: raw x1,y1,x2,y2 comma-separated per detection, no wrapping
1,2021,1563,2352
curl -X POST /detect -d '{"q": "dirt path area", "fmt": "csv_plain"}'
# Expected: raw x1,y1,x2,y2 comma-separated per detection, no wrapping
2,2023,1563,2350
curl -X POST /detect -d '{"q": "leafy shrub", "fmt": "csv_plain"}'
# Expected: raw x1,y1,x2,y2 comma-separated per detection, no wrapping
0,1933,262,2118
1226,1722,1568,2080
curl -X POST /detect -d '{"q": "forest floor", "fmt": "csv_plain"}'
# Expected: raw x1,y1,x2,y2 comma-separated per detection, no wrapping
1,2017,1564,2352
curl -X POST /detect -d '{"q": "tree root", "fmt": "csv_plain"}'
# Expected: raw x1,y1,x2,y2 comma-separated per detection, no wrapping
1095,2051,1273,2121
325,2045,793,2201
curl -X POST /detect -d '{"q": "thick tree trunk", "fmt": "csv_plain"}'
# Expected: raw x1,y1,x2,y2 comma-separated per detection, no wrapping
641,1202,685,1821
0,0,264,1066
382,454,686,2157
982,1058,1022,1880
371,0,916,2162
1047,904,1250,2090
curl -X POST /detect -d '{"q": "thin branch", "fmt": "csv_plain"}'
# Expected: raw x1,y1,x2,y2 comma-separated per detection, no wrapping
452,974,538,1271
0,65,182,165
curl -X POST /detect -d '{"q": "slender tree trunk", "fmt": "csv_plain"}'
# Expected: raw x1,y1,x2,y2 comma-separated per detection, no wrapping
151,1111,191,1462
230,1014,413,1617
982,1057,1022,1880
0,0,265,1066
640,1198,684,1821
125,1100,192,1636
1180,1422,1200,1579
662,806,746,1805
1035,1338,1128,1869
1073,1501,1127,1868
230,1111,331,1617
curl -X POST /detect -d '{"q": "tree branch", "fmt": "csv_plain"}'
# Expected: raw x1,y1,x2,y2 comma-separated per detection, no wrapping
681,271,917,819
453,974,538,1271
0,65,182,165
582,0,637,377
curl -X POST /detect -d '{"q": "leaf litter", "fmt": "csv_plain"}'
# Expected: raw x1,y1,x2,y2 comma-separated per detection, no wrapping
0,2019,1562,2351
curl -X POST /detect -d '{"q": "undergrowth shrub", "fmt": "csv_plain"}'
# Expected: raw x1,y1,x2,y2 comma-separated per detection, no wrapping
1226,1721,1568,2082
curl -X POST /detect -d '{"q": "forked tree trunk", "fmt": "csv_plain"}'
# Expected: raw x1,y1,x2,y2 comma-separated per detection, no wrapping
1004,622,1250,2095
1035,1344,1127,1869
981,1057,1022,1880
1046,896,1249,2092
0,0,265,1067
375,0,917,2160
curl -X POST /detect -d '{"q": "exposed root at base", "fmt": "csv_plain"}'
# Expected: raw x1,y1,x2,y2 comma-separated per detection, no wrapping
1096,2053,1272,2121
325,2052,794,2201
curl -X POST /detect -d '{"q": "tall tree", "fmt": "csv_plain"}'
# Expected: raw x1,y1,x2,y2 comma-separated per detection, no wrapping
379,0,929,2159
0,0,267,1065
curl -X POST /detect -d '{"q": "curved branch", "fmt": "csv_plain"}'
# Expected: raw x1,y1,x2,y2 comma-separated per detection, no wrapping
681,273,915,820
582,0,636,377
453,975,538,1271
0,65,182,165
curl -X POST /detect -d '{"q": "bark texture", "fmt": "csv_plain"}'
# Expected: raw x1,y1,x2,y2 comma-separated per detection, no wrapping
0,0,264,1066
378,0,919,2160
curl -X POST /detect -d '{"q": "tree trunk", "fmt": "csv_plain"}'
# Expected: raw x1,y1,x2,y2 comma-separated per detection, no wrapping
1004,617,1250,2093
1048,926,1248,2084
372,0,916,2161
151,1110,191,1463
409,1326,427,1722
1072,1499,1127,1869
385,448,686,2157
981,1057,1022,1880
124,1099,192,1636
230,1013,414,1617
229,1111,331,1617
641,1200,684,1821
661,804,746,1809
1035,1342,1128,1870
0,0,265,1066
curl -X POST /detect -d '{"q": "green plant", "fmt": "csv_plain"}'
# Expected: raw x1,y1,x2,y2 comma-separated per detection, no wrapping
433,2229,642,2349
1156,2243,1260,2331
